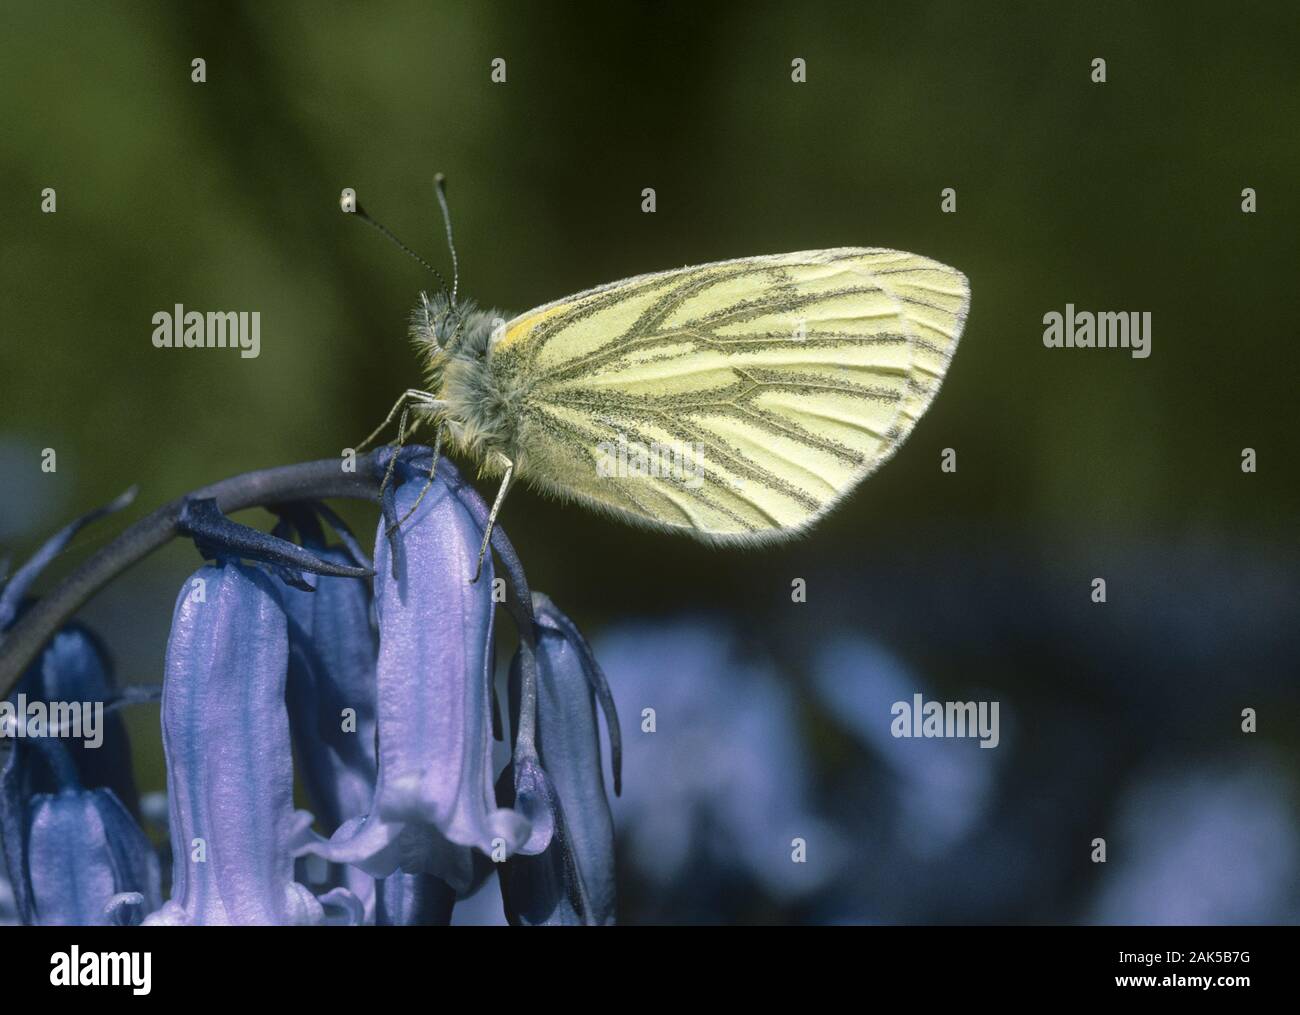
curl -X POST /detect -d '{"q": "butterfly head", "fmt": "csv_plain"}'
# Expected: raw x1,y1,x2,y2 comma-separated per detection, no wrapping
411,290,463,352
410,290,504,396
412,289,500,351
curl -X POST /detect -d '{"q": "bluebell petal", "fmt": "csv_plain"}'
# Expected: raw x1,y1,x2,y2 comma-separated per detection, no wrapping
376,871,456,925
24,784,160,926
280,550,378,834
506,746,558,853
533,595,621,795
279,544,380,918
500,596,617,925
317,885,366,926
304,468,532,893
270,501,380,914
144,561,357,925
498,751,575,924
0,868,19,925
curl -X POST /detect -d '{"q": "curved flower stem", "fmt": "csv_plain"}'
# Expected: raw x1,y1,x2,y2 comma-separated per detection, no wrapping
0,455,386,701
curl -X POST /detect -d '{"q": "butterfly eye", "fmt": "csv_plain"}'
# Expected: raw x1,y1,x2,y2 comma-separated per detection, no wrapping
436,310,467,351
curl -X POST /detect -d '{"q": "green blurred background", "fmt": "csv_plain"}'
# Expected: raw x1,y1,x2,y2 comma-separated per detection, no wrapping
3,2,1298,922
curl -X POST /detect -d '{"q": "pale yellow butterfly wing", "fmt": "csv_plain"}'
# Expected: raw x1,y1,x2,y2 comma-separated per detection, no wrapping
494,248,969,542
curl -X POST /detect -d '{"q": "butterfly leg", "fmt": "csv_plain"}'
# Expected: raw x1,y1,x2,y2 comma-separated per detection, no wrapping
374,396,448,503
356,389,442,452
377,404,414,501
389,420,446,533
472,452,514,583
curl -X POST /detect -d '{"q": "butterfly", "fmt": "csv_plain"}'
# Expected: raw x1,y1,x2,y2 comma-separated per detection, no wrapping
354,179,969,577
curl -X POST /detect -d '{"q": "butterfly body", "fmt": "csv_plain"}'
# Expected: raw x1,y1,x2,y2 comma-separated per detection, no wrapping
405,247,969,545
410,293,522,475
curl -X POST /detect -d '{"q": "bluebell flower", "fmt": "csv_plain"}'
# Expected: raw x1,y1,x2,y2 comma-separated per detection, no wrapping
0,625,142,924
274,509,378,835
22,749,161,926
500,594,619,925
303,468,535,894
273,506,380,916
1,623,144,919
1,490,155,926
2,735,160,926
3,459,627,926
145,561,360,925
8,625,141,820
1,649,155,929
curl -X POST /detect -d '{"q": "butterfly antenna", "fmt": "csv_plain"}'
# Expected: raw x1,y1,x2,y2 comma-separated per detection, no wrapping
434,173,459,305
351,199,450,295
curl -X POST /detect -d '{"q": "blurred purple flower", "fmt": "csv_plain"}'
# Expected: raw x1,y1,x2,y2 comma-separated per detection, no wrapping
812,635,1000,860
144,561,359,925
596,619,838,901
1087,760,1300,925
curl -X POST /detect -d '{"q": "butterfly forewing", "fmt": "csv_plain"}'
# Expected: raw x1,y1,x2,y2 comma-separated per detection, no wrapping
498,248,969,542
